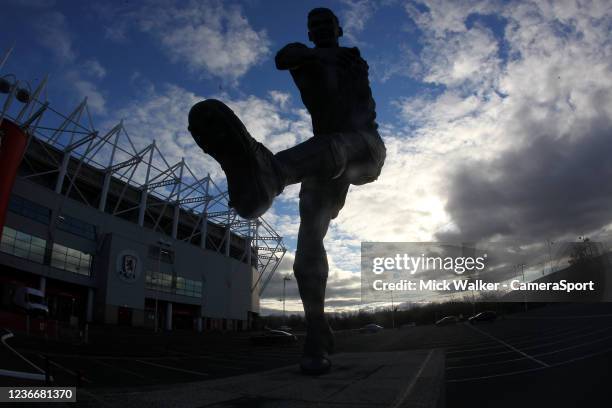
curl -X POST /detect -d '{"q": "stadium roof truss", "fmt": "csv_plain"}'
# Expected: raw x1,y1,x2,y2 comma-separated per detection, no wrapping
0,54,285,296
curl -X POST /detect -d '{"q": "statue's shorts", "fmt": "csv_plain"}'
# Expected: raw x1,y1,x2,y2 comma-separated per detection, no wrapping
300,129,386,219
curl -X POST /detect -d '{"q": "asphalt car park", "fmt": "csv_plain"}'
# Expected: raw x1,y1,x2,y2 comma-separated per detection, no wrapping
2,303,612,407
1,329,304,389
328,303,612,407
445,303,612,407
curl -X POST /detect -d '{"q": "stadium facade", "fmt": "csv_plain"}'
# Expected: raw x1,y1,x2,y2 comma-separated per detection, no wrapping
0,67,285,332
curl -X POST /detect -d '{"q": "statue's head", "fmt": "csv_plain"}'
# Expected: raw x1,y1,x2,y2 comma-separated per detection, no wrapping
308,8,343,48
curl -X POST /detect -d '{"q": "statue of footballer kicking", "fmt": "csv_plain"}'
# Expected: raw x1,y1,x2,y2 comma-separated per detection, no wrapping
188,7,386,375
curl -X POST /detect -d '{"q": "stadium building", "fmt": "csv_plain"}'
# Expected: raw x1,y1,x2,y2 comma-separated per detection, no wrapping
0,67,285,332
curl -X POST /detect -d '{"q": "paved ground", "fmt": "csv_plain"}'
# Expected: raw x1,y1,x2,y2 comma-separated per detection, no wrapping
2,303,612,407
74,350,444,408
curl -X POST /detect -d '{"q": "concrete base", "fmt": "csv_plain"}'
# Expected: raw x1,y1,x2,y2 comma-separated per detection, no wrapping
77,350,445,408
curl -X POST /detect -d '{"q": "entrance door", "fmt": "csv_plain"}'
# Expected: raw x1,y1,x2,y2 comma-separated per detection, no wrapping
117,306,132,326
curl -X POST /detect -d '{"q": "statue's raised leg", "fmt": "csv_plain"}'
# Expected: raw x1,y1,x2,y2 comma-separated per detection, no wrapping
188,99,353,218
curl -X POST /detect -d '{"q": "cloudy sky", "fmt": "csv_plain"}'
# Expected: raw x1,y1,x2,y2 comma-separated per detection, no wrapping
2,0,611,314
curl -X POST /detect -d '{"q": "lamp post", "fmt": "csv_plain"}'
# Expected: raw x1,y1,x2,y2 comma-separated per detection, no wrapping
390,290,395,329
282,275,291,322
154,238,172,333
518,263,527,312
546,240,554,275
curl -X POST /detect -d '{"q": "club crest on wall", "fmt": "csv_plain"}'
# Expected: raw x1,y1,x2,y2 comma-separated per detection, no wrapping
116,250,141,283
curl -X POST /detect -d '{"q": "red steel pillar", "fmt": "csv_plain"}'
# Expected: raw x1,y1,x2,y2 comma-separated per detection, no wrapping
0,119,28,232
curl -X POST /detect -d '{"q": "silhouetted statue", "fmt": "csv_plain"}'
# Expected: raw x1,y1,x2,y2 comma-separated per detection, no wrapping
188,7,385,375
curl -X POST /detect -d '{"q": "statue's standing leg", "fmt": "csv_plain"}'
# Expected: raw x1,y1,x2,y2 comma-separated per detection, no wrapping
294,177,349,374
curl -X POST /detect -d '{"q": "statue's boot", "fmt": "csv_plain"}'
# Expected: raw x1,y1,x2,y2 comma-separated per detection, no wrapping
300,353,332,375
300,317,335,375
188,99,346,219
188,99,284,219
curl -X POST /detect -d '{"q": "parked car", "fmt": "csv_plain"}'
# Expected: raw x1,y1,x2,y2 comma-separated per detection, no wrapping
359,323,384,333
250,330,298,346
13,286,48,317
435,316,459,326
468,311,498,324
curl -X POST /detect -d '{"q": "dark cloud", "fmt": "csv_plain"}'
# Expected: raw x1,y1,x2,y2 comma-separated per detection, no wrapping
261,251,362,305
262,271,361,303
438,93,612,243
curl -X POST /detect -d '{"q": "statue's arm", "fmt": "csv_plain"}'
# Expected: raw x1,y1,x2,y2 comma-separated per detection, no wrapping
275,42,315,70
350,47,369,68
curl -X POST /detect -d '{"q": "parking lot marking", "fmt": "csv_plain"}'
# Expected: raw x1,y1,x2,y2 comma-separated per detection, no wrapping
533,332,612,358
447,326,612,362
549,345,612,367
446,324,596,354
522,326,612,351
447,366,548,382
508,314,612,320
447,355,528,370
390,350,434,408
1,331,46,375
0,368,47,381
163,358,248,371
447,341,612,382
35,353,93,384
133,359,209,377
467,324,550,368
448,329,612,369
441,324,572,352
169,349,297,366
90,358,149,380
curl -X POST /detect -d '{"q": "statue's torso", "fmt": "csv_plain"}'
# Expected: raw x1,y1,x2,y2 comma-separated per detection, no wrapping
290,46,378,135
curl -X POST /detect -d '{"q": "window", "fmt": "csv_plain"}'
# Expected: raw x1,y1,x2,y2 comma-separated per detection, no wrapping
56,214,96,240
0,226,46,264
51,243,92,276
145,271,173,293
145,271,202,298
176,277,202,298
8,195,51,224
